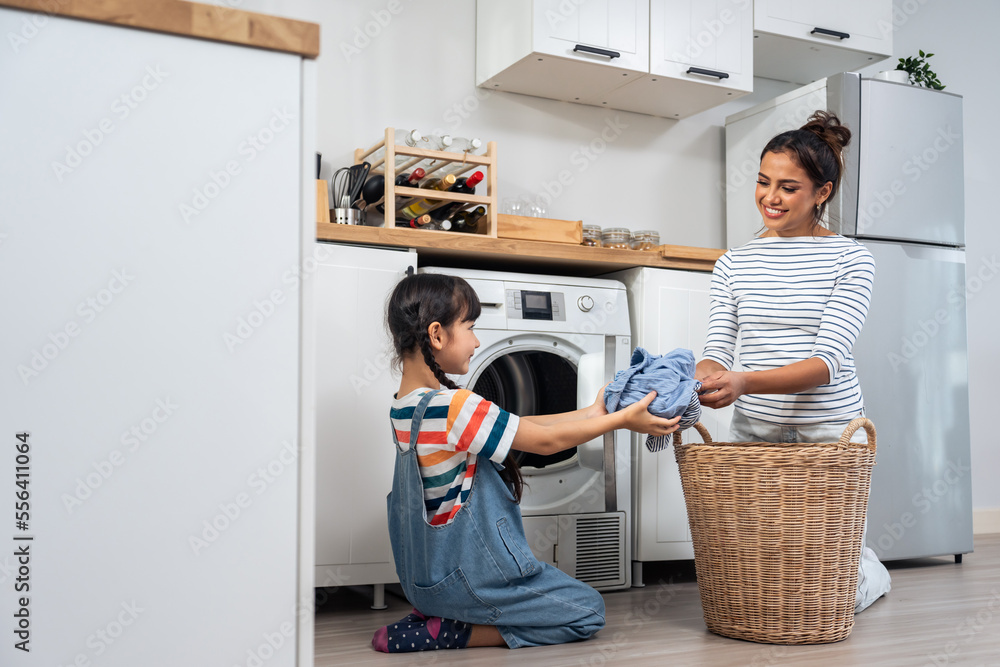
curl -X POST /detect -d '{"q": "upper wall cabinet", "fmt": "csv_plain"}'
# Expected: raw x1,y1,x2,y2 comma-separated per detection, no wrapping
477,0,649,106
596,0,753,119
753,0,893,84
535,0,650,72
476,0,752,119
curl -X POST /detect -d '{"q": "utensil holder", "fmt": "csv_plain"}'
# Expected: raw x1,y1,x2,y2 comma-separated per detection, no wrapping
333,208,364,225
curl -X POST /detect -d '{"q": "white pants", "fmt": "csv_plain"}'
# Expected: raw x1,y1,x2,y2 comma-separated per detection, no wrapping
729,410,892,613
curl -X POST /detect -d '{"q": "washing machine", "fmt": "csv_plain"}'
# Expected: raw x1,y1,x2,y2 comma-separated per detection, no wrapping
420,267,634,590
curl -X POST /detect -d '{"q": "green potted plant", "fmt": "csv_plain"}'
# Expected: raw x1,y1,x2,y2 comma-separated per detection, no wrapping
895,50,946,90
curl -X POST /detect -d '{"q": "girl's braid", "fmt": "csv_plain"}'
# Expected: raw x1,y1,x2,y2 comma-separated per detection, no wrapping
420,333,458,390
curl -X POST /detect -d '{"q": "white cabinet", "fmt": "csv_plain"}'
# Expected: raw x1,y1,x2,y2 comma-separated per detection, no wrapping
597,0,752,119
313,244,415,590
534,0,649,72
605,267,735,565
652,0,749,80
477,0,752,119
0,7,316,666
754,0,893,84
477,0,648,106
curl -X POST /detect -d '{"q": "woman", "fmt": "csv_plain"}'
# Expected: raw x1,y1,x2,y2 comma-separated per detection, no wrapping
697,110,891,612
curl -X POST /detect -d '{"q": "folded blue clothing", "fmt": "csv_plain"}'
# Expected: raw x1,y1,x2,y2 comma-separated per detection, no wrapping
604,347,702,452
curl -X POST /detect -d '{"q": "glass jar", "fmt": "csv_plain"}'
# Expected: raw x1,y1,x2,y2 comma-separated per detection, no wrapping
631,230,661,250
582,224,602,247
602,227,631,249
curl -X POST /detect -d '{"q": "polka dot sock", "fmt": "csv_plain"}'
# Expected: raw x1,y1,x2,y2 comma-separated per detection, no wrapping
371,609,472,652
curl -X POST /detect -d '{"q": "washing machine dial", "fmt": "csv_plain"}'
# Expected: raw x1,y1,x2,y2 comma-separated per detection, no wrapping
577,295,595,312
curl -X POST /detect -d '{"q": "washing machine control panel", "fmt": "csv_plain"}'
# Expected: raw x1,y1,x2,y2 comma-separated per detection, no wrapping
506,289,566,321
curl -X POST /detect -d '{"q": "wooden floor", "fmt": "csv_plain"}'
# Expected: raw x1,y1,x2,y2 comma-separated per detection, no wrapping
315,534,1000,666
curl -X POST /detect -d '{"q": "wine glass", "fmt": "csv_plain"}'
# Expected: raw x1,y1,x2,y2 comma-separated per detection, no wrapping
502,198,522,216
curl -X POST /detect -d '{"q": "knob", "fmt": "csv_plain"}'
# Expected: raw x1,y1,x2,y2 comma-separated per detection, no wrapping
577,295,594,312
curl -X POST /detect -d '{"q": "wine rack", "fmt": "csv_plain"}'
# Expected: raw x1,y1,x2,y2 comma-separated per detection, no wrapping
355,128,498,237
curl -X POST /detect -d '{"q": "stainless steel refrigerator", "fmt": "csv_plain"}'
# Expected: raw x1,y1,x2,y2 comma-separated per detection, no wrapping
725,72,973,561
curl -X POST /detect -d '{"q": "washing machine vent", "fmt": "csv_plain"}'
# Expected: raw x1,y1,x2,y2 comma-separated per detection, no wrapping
566,514,626,589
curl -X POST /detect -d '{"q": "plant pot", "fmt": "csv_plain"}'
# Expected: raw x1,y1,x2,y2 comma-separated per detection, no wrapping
873,70,910,84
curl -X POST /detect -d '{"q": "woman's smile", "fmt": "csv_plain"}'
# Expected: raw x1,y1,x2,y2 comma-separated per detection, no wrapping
755,150,831,237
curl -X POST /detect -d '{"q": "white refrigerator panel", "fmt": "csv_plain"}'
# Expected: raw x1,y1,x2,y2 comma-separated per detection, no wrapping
854,241,973,560
852,81,965,245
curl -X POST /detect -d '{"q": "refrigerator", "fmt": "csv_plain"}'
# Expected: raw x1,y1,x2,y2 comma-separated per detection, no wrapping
725,72,973,561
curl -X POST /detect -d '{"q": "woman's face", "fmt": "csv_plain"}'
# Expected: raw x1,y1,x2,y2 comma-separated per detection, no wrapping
755,151,832,237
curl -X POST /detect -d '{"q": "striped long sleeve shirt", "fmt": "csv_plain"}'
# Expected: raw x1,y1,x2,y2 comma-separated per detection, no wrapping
703,235,876,425
390,388,519,525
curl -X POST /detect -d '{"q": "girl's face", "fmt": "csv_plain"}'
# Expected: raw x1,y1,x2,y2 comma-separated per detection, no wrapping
756,151,832,237
436,318,480,376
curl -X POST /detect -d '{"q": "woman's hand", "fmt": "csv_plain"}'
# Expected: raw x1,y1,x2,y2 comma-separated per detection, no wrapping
698,371,747,409
695,359,726,382
619,391,681,436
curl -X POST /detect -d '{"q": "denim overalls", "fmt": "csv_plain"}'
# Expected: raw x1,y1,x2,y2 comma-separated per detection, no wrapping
387,389,606,649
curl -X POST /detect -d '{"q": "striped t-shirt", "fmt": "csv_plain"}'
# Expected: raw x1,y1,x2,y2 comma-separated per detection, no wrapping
390,388,519,526
703,235,875,425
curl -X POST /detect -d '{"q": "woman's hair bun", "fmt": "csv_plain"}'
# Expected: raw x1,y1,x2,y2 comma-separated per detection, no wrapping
800,110,852,155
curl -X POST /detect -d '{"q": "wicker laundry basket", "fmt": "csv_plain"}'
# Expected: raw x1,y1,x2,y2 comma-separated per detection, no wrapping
673,418,877,645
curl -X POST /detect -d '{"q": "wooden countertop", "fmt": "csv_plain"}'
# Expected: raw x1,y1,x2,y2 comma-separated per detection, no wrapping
317,223,725,276
0,0,319,58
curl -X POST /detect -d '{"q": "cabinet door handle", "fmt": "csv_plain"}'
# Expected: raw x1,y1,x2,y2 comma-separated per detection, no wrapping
573,44,621,59
811,27,850,40
686,67,730,80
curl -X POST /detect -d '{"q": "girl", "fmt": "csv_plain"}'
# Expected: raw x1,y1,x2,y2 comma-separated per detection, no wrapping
373,272,679,652
697,110,891,612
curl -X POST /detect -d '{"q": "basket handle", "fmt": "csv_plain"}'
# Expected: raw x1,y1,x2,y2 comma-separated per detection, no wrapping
838,417,876,452
672,421,713,446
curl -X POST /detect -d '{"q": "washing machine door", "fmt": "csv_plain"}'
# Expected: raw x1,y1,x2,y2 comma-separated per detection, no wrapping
466,339,610,517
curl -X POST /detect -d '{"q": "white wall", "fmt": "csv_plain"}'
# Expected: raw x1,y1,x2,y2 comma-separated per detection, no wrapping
238,0,796,249
236,0,998,514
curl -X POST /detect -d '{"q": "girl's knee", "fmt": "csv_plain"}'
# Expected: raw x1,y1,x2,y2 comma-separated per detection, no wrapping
568,588,606,639
574,611,606,640
574,580,606,615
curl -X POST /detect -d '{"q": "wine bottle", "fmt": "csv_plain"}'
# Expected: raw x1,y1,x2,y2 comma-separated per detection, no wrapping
451,206,487,233
431,171,484,221
452,137,484,155
368,129,425,166
394,214,432,229
362,167,426,213
426,134,453,151
426,218,453,232
453,171,484,191
398,174,457,219
395,167,425,188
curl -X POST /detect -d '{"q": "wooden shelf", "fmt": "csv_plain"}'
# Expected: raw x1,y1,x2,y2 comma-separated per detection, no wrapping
0,0,320,58
317,223,725,276
392,186,492,206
